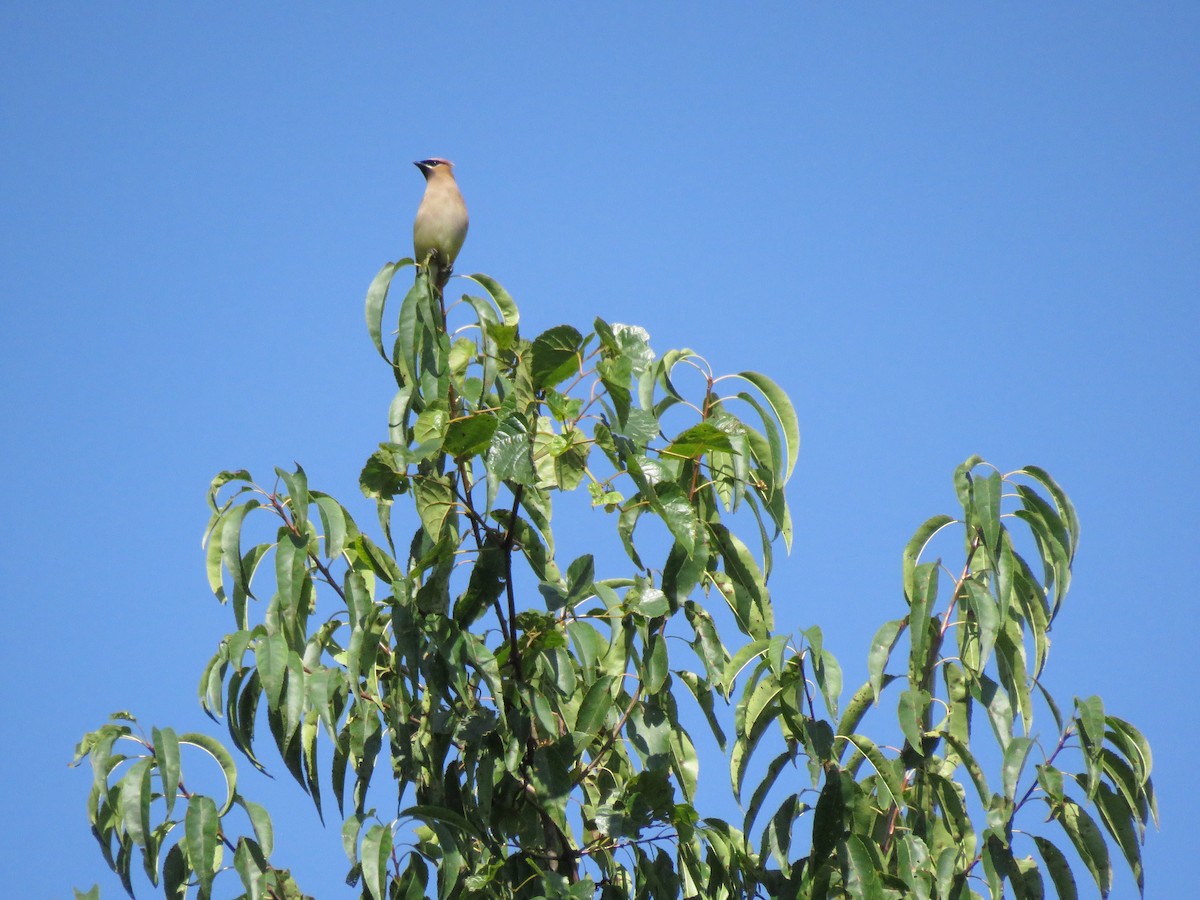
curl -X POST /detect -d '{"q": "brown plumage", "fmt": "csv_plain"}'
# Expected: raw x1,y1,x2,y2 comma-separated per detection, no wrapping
413,158,468,290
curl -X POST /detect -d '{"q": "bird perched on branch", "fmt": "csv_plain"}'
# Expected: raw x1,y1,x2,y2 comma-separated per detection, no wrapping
413,158,468,291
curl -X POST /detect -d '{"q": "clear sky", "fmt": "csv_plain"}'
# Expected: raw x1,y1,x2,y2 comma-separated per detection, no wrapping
2,4,1196,897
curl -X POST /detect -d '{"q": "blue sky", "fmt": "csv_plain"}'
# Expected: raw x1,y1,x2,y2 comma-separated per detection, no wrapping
2,4,1196,897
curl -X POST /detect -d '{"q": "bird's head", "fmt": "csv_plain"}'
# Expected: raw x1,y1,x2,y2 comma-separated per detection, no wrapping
415,158,455,180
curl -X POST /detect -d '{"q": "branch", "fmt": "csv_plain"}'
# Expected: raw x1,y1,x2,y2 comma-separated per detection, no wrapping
573,680,644,788
502,483,526,680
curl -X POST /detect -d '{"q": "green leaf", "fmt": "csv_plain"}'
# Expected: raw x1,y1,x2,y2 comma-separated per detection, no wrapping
970,469,1002,553
903,515,955,602
234,837,269,900
412,474,457,540
276,465,310,532
665,422,737,459
942,661,972,748
907,563,938,685
359,447,409,502
742,750,796,835
401,804,490,846
1017,465,1080,556
762,793,800,874
1076,695,1105,792
961,578,1001,671
1013,485,1072,616
178,733,238,815
729,371,801,481
643,633,669,693
838,679,890,740
119,758,153,849
487,415,537,485
995,620,1033,737
153,727,181,818
283,652,307,748
1099,750,1150,839
896,834,934,900
940,731,991,805
365,261,401,361
843,832,885,900
597,354,633,426
576,675,617,740
974,674,1014,749
813,645,842,721
897,689,930,753
733,390,785,489
1001,736,1034,801
394,273,431,388
531,324,584,390
655,483,704,558
740,673,783,777
1054,798,1112,897
710,523,772,639
842,734,904,812
627,696,673,770
1038,763,1065,806
238,796,274,859
867,619,903,702
462,273,520,327
361,822,393,900
812,769,847,864
678,670,727,752
1091,780,1145,893
1034,835,1079,900
721,639,770,698
455,539,505,626
162,843,188,899
684,601,729,684
1106,715,1154,789
220,499,262,602
412,405,450,451
313,493,352,559
275,529,309,624
568,620,609,675
256,631,288,709
444,412,499,460
185,795,220,897
386,384,416,444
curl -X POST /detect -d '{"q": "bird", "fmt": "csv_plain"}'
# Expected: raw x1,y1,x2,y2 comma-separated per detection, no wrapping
413,158,468,291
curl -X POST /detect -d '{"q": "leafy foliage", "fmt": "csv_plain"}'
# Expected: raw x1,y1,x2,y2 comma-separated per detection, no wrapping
74,262,1154,898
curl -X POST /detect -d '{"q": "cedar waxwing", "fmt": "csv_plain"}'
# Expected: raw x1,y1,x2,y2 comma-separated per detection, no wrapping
413,158,468,290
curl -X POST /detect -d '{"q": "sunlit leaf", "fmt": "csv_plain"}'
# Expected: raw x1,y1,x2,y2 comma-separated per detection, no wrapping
185,795,220,896
462,273,519,327
842,734,903,812
867,619,903,703
365,261,401,361
118,758,153,849
1054,798,1111,897
531,324,584,390
361,822,393,900
903,515,955,602
897,689,930,754
1001,736,1034,801
178,733,238,815
729,371,800,481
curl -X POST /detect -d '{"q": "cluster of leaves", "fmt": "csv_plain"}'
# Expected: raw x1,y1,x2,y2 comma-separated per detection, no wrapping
727,458,1157,897
72,261,1154,899
71,718,305,899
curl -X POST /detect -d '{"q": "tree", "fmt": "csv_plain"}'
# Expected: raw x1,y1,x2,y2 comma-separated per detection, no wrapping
73,260,1156,899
